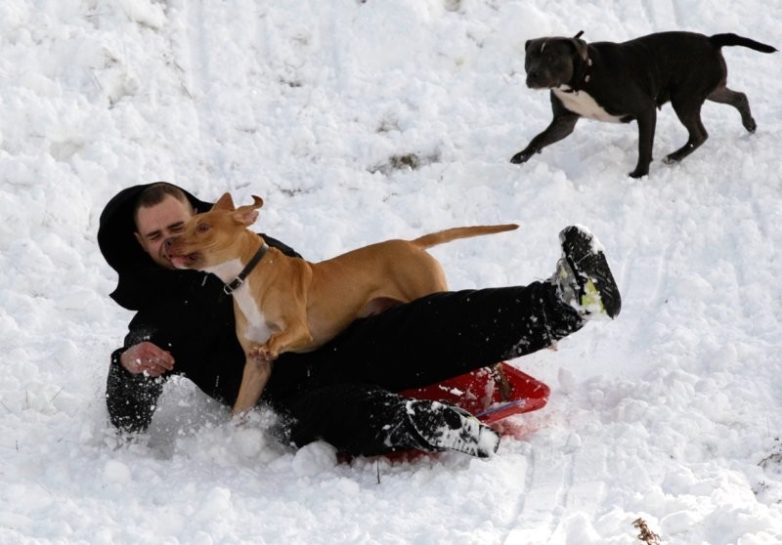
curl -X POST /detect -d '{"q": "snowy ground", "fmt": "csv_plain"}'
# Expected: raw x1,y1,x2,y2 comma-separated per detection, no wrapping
1,1,781,543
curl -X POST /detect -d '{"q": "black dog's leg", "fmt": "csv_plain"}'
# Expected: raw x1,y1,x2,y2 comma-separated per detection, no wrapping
629,108,657,178
665,97,708,165
510,112,579,164
708,86,757,133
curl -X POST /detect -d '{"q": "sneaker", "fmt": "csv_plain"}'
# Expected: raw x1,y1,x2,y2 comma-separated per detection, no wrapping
555,225,621,319
404,400,500,458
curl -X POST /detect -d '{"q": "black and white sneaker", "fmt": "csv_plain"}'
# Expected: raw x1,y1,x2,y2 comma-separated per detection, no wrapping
404,400,500,458
555,225,621,319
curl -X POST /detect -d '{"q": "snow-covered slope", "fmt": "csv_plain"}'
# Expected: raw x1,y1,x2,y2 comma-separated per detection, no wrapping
1,1,780,543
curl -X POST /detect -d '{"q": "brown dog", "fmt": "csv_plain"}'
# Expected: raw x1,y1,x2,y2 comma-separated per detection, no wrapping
166,193,518,415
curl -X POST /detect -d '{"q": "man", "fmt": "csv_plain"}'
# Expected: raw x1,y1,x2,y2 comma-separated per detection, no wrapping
99,182,621,458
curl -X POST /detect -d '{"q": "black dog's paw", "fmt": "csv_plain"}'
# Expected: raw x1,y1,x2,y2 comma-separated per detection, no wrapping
663,150,689,165
628,167,649,178
510,150,534,164
744,117,757,133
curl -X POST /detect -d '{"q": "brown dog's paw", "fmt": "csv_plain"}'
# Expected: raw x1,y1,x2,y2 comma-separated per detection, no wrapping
249,344,274,362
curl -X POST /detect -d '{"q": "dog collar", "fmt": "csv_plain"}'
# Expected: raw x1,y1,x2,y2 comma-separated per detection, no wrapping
223,242,269,294
576,57,593,89
559,57,592,94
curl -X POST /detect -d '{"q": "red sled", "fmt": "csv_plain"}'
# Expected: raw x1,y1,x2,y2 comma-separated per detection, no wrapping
400,362,550,424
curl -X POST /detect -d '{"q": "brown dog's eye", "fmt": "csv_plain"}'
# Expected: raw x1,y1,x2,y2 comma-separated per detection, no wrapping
197,222,210,233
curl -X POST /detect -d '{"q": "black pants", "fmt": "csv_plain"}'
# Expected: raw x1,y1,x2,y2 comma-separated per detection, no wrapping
266,282,583,455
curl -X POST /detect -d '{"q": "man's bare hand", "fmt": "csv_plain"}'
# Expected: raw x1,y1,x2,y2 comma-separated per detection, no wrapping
119,341,175,377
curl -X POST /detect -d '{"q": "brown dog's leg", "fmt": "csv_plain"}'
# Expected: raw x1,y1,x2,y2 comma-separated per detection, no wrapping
232,356,273,415
708,86,757,133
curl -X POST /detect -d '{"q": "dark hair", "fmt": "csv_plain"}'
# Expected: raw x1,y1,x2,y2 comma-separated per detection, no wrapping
133,182,192,227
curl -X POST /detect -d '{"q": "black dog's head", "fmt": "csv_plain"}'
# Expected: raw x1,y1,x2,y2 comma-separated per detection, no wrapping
524,34,588,89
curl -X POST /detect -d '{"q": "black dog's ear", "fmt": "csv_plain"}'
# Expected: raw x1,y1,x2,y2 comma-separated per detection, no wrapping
569,36,588,61
525,39,531,51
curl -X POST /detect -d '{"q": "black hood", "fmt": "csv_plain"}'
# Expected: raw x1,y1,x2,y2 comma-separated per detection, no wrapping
97,183,213,311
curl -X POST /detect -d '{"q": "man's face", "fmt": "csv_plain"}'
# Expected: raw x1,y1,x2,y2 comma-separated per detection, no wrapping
134,195,194,269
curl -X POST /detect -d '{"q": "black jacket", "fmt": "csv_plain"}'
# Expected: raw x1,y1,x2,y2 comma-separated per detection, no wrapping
98,183,300,432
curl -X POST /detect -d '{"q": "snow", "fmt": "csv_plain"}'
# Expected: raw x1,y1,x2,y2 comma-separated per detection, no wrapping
1,0,781,543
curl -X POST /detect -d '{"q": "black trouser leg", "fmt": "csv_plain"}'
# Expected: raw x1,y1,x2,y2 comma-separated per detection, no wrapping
269,281,582,396
276,384,423,456
267,282,583,454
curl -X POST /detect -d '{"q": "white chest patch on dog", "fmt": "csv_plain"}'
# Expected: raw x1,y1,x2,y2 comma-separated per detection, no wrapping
206,259,272,344
205,259,243,284
553,87,624,123
233,286,273,344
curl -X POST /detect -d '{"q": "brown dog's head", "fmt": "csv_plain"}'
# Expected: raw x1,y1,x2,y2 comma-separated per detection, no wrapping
524,34,588,89
165,192,264,271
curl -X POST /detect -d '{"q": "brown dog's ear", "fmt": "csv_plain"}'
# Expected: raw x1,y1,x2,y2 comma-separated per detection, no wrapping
232,196,264,226
232,207,259,227
213,192,236,211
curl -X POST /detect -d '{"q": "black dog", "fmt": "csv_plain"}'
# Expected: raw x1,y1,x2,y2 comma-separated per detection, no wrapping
510,31,776,178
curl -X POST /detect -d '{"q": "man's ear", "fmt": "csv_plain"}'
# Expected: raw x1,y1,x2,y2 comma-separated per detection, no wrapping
213,192,236,211
232,196,264,226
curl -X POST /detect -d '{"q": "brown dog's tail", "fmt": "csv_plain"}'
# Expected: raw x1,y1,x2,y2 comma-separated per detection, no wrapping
411,224,519,249
710,33,777,53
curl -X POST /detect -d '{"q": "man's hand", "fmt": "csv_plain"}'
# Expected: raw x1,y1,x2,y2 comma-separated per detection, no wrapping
119,341,175,377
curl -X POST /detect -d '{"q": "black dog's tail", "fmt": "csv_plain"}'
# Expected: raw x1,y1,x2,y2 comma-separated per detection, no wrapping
710,33,777,53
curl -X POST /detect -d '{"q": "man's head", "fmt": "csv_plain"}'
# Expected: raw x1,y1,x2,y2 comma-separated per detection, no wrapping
133,182,195,269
